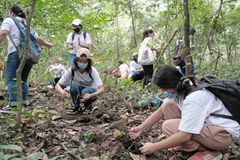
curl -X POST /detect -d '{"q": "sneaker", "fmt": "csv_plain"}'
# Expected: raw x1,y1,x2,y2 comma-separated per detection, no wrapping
2,104,17,110
188,150,222,160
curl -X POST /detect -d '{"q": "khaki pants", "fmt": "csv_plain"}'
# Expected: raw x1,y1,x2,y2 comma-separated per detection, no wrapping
161,99,234,152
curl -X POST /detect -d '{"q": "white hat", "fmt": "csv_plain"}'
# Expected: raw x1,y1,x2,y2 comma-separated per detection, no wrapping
76,48,91,58
132,52,138,57
72,19,82,26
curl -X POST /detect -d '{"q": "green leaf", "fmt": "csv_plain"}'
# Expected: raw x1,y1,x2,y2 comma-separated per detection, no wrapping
27,152,44,160
4,154,18,159
0,145,22,152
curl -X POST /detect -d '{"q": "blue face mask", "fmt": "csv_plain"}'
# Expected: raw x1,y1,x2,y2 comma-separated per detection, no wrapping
77,62,88,70
163,91,176,99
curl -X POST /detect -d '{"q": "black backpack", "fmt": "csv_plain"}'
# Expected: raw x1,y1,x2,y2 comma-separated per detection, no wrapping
189,76,240,124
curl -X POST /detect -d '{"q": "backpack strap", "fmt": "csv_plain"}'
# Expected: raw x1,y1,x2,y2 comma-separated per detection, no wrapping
71,32,75,42
71,67,93,82
83,31,86,41
71,31,87,42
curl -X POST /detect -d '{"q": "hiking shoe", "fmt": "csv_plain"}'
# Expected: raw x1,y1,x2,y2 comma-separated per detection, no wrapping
2,104,17,111
66,106,82,115
188,150,222,160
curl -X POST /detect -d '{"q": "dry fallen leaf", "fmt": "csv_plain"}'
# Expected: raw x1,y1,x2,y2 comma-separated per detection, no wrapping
25,141,44,153
129,152,146,160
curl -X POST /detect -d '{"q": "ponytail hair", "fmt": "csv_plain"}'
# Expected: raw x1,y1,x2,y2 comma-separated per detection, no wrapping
11,5,26,18
176,76,197,99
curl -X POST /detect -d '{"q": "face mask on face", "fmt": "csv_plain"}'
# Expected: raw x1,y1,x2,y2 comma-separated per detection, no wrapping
77,62,88,70
73,28,80,33
163,91,176,99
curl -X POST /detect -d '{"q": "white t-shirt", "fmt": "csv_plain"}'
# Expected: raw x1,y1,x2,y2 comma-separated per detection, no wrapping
129,61,143,77
58,66,103,89
0,17,37,54
47,64,67,78
66,32,92,54
178,89,240,139
118,63,129,78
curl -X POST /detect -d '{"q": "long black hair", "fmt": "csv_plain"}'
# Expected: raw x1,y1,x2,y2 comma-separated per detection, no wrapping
142,29,154,40
11,5,26,18
153,65,197,99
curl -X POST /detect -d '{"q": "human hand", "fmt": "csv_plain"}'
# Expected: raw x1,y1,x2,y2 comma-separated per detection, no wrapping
128,126,143,139
80,93,92,102
140,142,156,155
61,90,69,98
46,43,53,48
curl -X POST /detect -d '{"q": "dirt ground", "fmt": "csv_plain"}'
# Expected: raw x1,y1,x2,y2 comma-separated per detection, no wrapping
0,83,240,160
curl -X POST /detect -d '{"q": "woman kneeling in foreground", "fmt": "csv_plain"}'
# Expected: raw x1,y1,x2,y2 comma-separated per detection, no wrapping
129,65,239,160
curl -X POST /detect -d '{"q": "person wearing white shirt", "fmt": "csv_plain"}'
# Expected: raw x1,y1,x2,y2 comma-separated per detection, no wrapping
55,48,104,113
47,58,67,88
129,52,144,81
0,5,53,108
66,19,92,65
129,65,239,160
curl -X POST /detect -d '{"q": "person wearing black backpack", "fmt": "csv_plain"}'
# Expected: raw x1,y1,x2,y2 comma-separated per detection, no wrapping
129,65,239,160
0,5,53,109
66,19,92,65
55,48,104,114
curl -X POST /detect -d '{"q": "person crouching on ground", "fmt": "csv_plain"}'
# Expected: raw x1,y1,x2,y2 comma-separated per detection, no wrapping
129,65,239,160
55,48,104,113
129,52,144,82
47,58,67,88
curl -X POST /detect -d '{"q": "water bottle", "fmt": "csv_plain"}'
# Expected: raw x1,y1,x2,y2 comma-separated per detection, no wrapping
150,96,163,107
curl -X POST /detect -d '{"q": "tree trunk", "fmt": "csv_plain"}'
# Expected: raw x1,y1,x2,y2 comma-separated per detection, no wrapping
128,0,137,47
113,0,120,60
183,0,193,75
16,0,36,123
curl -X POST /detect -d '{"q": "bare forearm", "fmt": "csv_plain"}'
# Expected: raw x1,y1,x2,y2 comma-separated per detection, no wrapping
153,132,192,151
79,43,91,49
91,85,104,97
55,83,64,94
0,30,8,43
37,38,52,48
140,107,164,130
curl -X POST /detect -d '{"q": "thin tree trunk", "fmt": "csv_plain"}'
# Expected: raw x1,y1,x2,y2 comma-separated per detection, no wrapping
16,0,36,123
155,29,178,67
128,0,137,47
114,0,120,60
183,0,193,75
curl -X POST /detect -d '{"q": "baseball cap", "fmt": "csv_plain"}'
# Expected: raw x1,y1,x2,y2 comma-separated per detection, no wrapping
132,52,138,57
76,48,91,58
72,19,82,26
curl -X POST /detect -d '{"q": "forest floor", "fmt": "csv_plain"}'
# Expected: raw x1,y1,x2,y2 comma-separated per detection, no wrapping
0,82,240,160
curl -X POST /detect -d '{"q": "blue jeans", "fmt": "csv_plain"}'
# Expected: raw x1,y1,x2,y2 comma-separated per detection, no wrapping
5,52,32,105
70,81,97,108
69,53,76,65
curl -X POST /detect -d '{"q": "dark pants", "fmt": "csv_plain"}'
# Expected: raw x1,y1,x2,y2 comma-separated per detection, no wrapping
131,71,144,82
70,81,97,109
142,64,153,86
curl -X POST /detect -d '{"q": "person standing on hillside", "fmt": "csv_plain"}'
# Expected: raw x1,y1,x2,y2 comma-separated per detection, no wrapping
0,5,53,109
66,19,92,65
138,29,157,87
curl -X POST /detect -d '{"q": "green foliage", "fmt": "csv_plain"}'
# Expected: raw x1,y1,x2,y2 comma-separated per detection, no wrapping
83,131,93,142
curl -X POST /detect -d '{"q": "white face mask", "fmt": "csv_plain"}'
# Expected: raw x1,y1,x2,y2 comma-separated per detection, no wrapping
77,62,88,70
